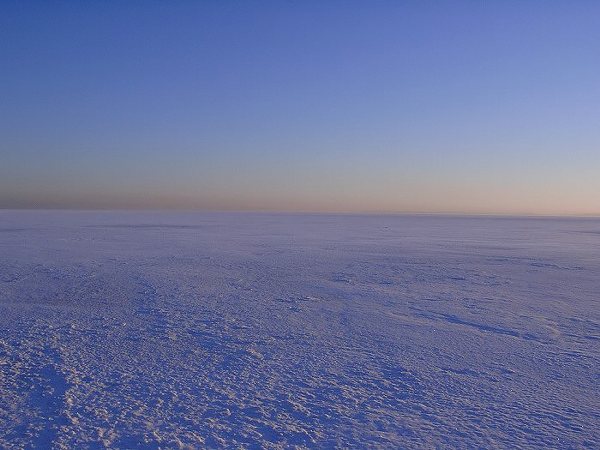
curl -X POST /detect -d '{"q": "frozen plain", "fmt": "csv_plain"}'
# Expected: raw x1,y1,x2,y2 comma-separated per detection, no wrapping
0,211,598,449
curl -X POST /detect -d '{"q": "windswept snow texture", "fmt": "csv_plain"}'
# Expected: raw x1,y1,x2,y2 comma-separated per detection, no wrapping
1,212,599,448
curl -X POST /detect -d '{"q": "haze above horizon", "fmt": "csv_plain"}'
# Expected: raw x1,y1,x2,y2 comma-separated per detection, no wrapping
1,2,599,215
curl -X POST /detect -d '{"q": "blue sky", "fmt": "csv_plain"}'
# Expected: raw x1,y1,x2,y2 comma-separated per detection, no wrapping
1,1,599,214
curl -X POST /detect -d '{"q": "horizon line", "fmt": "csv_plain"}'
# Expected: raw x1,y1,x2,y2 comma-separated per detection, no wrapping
2,208,599,219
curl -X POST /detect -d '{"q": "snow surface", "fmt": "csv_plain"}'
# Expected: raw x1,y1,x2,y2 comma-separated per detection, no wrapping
0,211,598,448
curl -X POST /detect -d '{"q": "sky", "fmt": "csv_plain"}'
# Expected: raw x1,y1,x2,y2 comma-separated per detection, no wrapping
1,1,599,215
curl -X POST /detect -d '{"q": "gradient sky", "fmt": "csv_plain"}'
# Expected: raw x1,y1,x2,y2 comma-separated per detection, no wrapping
1,2,599,214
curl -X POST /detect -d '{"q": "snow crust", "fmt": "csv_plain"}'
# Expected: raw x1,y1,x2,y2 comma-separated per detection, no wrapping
1,211,598,448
